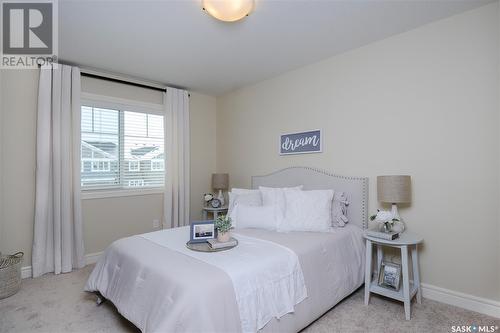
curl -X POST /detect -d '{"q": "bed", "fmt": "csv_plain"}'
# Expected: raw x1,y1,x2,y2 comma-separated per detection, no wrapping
85,167,369,333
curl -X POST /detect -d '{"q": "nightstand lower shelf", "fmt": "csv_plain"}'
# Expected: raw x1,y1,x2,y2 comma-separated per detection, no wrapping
368,279,418,302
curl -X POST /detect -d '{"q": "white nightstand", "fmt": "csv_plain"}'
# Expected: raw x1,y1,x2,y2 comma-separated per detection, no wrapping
364,231,424,320
202,206,228,220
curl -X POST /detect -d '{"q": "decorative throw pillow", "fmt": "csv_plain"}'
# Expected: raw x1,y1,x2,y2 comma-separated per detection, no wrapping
233,204,278,230
227,190,262,225
332,191,349,227
279,189,334,232
259,185,303,223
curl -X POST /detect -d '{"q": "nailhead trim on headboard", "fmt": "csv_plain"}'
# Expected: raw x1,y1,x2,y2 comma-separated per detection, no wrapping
251,166,369,229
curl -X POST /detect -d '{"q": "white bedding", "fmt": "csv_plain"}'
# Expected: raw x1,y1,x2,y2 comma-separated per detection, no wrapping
140,227,307,333
85,225,365,333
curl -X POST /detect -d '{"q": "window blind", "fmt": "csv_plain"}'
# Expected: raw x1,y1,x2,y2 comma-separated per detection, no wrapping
81,105,165,190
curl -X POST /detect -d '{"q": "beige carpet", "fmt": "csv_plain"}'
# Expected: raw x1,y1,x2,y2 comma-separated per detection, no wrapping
1,265,499,333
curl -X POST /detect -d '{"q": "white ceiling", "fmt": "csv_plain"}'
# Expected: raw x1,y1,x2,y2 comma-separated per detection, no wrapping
59,0,494,96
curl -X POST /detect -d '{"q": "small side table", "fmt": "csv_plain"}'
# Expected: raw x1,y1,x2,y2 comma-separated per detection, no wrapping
202,206,228,220
364,231,424,320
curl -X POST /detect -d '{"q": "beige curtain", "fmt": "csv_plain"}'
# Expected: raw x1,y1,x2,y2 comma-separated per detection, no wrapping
32,64,85,277
163,88,190,228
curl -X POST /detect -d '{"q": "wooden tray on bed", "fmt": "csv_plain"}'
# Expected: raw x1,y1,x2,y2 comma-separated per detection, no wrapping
186,238,238,252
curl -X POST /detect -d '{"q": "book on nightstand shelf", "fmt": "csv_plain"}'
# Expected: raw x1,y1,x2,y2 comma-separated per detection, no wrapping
365,229,400,240
207,238,237,249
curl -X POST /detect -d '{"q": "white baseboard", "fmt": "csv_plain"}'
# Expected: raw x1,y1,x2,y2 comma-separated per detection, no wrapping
421,283,500,318
21,266,32,279
84,251,103,265
21,251,103,279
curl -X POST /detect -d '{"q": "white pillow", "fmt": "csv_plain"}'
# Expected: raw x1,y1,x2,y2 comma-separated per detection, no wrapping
233,204,278,230
259,186,303,222
279,189,334,232
228,190,262,224
231,188,259,195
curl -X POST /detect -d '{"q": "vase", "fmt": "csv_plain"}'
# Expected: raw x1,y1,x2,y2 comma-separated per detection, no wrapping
379,222,393,233
391,220,406,233
217,231,230,243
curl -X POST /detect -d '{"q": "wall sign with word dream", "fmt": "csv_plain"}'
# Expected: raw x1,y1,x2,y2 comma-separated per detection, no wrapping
280,130,322,155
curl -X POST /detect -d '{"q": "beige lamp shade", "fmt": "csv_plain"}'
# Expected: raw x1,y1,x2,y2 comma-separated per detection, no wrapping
212,173,229,190
377,175,411,203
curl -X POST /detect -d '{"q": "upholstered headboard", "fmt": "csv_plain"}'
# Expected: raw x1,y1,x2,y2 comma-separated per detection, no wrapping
251,166,369,229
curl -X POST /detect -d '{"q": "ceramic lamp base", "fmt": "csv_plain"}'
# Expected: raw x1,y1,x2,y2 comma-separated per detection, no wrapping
391,203,406,233
217,189,225,206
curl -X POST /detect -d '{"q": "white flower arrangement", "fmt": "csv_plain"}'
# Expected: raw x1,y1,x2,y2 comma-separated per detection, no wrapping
204,193,214,203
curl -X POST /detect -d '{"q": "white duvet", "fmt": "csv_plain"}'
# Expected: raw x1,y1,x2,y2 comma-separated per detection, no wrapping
85,225,365,333
140,227,307,333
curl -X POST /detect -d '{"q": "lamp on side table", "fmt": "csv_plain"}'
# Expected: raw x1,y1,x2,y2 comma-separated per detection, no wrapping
212,173,229,206
377,175,411,229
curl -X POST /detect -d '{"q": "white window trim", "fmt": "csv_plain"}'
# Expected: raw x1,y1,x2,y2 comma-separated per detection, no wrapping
81,188,164,200
81,95,165,198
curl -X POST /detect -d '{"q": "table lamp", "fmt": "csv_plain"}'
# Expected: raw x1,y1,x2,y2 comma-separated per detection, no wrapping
377,175,411,221
212,173,229,206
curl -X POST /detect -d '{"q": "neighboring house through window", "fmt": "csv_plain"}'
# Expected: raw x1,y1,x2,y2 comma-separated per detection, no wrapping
80,98,165,191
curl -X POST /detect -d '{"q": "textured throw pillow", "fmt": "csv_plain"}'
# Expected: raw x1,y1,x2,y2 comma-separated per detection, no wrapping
332,191,349,227
233,204,278,230
228,190,262,225
259,185,303,223
279,189,334,232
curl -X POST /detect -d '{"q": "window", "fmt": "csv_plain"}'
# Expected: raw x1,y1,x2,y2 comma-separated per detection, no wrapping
128,179,145,187
151,159,164,171
91,160,111,172
81,103,164,190
128,161,140,171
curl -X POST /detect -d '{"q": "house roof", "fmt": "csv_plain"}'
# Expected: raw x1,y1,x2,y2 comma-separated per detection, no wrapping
84,141,117,155
83,140,163,160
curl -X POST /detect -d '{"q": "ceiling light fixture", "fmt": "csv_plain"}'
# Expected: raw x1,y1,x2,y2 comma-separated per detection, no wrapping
202,0,254,22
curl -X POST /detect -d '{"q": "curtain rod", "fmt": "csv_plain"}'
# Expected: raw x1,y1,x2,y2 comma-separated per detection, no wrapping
81,72,166,93
38,62,191,96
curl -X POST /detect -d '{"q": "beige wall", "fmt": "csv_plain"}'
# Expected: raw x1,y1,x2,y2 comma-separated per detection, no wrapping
190,93,217,219
0,69,38,263
82,194,164,254
0,70,217,264
0,69,4,254
217,3,500,301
